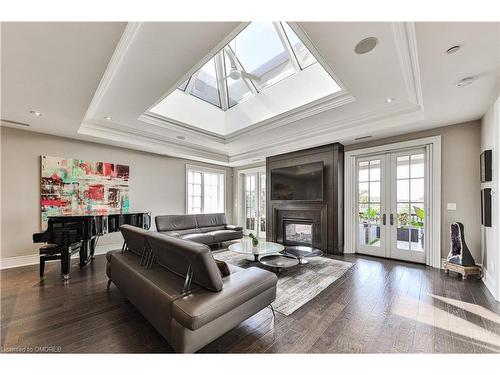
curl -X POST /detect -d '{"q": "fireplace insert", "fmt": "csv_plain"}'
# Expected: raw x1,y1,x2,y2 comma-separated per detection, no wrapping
283,219,313,247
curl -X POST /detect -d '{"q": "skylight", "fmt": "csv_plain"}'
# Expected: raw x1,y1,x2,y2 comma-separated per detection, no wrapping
173,22,322,111
148,22,344,136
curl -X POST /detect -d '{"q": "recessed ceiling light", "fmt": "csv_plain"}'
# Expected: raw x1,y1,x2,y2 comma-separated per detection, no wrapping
446,45,461,54
385,98,395,103
455,77,474,87
354,135,373,141
104,116,112,121
29,110,42,116
354,37,378,55
176,135,186,140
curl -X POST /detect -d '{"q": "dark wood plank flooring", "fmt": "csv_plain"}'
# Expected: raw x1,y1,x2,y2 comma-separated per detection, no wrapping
1,253,499,353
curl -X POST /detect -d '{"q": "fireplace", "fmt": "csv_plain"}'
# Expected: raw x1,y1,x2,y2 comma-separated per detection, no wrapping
284,219,313,246
267,143,344,254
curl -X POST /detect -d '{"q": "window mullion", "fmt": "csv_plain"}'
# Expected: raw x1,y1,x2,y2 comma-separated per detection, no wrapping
201,172,205,214
214,52,229,111
274,22,300,72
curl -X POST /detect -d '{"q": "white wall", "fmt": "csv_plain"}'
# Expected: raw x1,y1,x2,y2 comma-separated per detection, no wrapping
0,127,234,263
480,93,500,301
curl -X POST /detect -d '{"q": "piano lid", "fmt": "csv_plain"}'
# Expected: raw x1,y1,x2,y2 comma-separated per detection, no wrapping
46,211,151,218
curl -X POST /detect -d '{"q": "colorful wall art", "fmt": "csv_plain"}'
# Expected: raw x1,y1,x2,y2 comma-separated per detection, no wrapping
40,155,130,229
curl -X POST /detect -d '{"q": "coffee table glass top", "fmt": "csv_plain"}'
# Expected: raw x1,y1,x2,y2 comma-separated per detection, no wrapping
259,254,299,269
228,240,285,256
285,245,323,258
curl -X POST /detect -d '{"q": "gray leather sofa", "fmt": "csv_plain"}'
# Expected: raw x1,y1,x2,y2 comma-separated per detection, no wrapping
106,224,277,353
155,213,243,246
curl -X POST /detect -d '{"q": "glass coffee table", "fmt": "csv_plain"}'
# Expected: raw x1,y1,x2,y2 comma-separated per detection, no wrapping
229,240,285,262
259,254,299,273
284,245,323,264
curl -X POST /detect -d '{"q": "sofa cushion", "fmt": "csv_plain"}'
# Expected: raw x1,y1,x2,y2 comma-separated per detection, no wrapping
198,225,226,233
156,214,197,232
226,225,243,231
146,232,224,292
176,228,202,236
207,230,243,243
180,233,215,245
195,213,228,228
172,267,278,330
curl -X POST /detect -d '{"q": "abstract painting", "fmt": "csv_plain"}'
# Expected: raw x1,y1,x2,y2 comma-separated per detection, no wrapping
40,155,130,229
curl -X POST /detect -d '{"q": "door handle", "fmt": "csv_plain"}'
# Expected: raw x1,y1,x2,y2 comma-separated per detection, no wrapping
382,214,386,225
390,213,394,226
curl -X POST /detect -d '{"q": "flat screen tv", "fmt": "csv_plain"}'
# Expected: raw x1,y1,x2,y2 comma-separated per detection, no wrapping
271,161,324,201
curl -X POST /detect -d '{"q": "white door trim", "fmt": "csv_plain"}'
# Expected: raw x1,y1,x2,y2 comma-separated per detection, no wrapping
344,136,441,268
236,166,266,236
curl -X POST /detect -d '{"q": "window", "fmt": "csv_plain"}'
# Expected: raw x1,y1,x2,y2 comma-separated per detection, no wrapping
281,22,317,69
186,166,225,214
187,58,221,108
162,22,335,111
228,22,294,90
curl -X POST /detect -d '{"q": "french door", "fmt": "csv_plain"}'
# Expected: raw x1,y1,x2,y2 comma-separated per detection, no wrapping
356,148,426,264
243,172,266,238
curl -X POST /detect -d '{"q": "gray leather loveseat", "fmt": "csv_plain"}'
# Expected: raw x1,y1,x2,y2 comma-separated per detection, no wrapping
106,224,277,353
155,213,243,246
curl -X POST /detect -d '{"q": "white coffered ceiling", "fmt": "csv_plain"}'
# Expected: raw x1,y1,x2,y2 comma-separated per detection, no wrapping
1,22,499,166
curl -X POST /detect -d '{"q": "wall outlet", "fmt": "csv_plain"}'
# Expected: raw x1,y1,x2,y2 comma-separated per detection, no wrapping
447,203,457,210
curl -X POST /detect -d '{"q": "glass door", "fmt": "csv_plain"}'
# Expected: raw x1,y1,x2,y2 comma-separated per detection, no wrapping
243,171,266,238
389,149,426,263
356,155,387,257
355,148,427,264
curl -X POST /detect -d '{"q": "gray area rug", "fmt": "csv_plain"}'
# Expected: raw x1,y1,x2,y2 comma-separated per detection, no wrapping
213,250,354,316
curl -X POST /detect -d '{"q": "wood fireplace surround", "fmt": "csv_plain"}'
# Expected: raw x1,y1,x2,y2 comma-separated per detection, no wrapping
266,143,344,254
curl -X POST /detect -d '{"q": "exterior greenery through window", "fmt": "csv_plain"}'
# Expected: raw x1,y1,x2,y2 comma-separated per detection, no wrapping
186,166,225,214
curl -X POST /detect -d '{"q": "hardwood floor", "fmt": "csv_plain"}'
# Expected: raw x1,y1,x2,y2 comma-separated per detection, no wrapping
1,253,499,353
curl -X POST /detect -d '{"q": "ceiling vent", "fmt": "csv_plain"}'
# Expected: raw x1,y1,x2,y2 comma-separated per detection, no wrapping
0,119,30,127
354,135,373,141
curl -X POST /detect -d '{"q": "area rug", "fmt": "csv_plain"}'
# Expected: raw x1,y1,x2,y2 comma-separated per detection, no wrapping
213,250,354,316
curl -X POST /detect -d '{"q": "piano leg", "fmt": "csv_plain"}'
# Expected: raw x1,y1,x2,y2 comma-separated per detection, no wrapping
90,236,98,260
61,246,70,280
79,240,89,267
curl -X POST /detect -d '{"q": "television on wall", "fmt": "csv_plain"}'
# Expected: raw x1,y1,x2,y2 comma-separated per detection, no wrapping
271,161,324,201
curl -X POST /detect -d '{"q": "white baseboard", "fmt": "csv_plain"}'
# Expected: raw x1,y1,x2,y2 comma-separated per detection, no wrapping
482,267,499,301
0,244,122,270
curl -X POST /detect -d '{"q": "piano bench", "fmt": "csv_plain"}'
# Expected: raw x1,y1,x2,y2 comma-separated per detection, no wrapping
39,242,82,279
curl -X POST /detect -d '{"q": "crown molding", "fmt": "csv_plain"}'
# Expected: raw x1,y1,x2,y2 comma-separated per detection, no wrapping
83,22,142,121
224,91,355,141
228,103,424,164
392,22,424,108
78,21,426,167
79,121,230,164
139,112,227,143
139,90,355,144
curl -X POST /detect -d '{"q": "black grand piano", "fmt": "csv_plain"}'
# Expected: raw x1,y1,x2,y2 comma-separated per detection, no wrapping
33,211,151,279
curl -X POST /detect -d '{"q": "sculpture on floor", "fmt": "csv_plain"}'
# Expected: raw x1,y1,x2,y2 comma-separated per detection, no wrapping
447,222,476,266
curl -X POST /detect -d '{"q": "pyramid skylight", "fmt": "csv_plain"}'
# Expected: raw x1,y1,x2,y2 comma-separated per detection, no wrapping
148,22,343,136
174,22,323,110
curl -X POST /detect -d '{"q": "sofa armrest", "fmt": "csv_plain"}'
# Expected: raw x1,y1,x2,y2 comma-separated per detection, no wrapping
172,267,277,330
225,225,243,231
